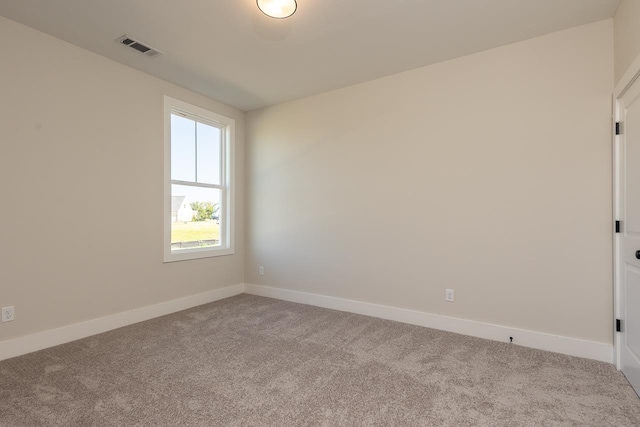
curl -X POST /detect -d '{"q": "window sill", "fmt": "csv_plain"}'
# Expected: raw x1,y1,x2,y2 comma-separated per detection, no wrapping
163,247,234,263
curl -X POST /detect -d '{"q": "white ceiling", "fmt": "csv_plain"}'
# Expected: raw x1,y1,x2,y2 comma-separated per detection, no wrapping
0,0,620,111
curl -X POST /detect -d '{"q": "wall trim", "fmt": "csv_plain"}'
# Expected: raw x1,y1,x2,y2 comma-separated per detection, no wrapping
245,284,614,364
1,283,614,364
0,283,245,362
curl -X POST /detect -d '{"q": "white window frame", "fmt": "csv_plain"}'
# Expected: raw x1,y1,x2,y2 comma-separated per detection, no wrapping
163,96,235,262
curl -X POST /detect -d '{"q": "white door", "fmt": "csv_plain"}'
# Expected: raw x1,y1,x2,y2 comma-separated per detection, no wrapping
618,76,640,396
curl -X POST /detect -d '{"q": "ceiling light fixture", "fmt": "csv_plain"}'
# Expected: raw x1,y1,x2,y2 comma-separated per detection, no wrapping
257,0,297,19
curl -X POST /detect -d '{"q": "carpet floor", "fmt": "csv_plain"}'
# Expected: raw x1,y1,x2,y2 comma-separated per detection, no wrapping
0,294,639,426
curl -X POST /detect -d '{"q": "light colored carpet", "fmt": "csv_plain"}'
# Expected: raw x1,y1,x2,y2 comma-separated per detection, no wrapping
0,294,638,426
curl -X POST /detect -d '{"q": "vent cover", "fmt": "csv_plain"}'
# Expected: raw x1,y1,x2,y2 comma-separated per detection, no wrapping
116,35,162,57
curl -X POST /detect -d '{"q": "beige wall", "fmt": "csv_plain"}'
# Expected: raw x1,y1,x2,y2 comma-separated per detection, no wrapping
246,20,614,343
0,17,245,342
614,0,640,85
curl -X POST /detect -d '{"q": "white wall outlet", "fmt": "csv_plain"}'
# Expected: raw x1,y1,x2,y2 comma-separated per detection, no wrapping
445,289,455,302
2,306,15,322
259,266,265,276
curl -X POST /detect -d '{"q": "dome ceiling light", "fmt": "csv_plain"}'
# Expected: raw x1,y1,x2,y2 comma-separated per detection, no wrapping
257,0,297,19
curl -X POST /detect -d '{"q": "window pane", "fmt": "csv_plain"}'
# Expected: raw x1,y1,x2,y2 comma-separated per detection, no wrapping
196,122,221,185
171,184,221,250
171,114,196,182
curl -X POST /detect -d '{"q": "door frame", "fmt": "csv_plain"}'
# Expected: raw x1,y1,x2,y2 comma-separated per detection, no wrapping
614,54,640,370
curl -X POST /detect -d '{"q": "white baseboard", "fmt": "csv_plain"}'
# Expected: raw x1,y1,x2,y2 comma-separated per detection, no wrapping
1,283,614,364
245,284,614,364
0,283,244,362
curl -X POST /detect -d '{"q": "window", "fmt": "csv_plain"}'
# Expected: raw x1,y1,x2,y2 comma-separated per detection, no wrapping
164,96,235,262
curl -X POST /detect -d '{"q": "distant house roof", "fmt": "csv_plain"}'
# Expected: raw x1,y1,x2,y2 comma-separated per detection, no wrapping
171,195,188,213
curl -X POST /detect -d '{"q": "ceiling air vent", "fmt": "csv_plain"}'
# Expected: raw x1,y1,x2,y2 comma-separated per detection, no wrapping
116,35,162,58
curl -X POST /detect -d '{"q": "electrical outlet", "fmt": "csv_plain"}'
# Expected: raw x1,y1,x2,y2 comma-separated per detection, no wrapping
2,306,15,323
259,266,265,276
445,289,454,302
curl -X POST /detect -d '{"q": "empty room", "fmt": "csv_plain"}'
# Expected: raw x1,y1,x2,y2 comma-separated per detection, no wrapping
2,0,640,425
